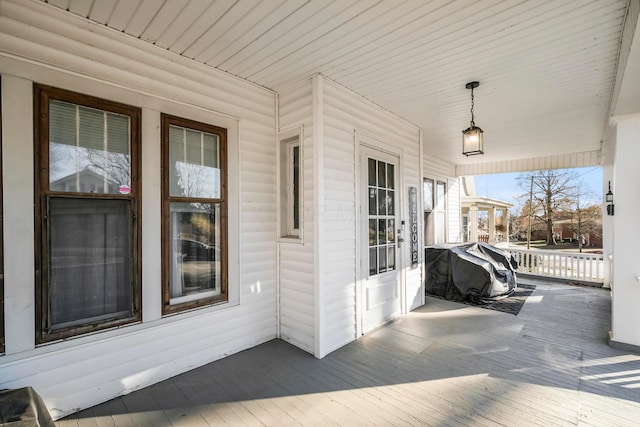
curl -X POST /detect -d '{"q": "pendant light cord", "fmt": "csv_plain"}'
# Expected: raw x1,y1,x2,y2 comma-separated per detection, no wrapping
470,87,475,126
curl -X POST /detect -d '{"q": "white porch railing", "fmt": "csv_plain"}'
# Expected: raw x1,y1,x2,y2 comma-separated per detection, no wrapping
509,247,604,283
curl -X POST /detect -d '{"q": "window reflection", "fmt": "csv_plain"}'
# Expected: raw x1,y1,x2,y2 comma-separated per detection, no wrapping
49,100,131,194
170,203,221,301
169,125,220,198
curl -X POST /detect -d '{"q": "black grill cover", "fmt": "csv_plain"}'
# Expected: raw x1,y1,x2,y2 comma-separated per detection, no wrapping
425,242,518,304
0,387,54,426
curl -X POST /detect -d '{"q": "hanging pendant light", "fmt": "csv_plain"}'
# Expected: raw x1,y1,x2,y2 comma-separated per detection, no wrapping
462,81,484,156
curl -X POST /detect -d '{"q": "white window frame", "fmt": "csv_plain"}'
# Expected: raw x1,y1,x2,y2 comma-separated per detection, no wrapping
278,126,303,241
435,180,447,244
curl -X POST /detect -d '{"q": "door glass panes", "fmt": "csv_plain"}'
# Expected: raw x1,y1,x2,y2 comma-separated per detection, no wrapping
368,188,376,215
387,190,394,215
378,190,386,215
369,247,377,276
368,158,376,185
368,219,377,246
368,159,396,276
387,246,395,270
169,125,220,198
49,100,131,194
378,219,386,244
378,162,386,187
387,164,394,188
379,247,387,271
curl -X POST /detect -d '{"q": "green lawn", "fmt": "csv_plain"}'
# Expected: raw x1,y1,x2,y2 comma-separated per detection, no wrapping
511,240,602,254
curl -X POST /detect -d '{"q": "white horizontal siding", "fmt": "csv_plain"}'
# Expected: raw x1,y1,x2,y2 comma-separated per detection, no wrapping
0,0,276,420
277,79,315,353
0,1,274,124
321,77,422,356
423,155,456,178
279,87,313,126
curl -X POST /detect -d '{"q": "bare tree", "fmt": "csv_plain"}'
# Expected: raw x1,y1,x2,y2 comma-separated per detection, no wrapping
516,170,577,245
569,183,601,252
87,150,130,187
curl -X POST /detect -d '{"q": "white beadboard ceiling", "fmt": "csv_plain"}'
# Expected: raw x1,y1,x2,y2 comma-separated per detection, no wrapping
40,0,634,168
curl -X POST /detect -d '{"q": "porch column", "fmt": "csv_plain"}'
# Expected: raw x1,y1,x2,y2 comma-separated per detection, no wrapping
610,116,640,352
488,207,496,243
503,208,510,244
468,205,478,242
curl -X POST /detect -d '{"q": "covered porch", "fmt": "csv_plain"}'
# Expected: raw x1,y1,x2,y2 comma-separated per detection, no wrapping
2,0,640,420
461,176,512,244
57,280,640,426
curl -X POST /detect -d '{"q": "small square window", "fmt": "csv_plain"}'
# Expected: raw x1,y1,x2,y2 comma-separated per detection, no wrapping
279,128,303,240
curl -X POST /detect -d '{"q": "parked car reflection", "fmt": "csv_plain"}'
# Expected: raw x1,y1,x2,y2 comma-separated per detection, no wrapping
176,239,220,294
180,238,219,261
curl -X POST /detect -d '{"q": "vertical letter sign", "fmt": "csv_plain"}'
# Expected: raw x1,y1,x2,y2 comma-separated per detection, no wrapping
409,186,419,267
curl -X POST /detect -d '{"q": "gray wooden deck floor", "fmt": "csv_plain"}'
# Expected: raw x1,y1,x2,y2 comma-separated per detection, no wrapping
56,280,640,426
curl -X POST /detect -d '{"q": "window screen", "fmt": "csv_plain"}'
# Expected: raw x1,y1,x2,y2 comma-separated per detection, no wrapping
34,84,141,343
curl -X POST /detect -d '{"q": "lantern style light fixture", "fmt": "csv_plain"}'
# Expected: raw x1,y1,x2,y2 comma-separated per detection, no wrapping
462,81,484,156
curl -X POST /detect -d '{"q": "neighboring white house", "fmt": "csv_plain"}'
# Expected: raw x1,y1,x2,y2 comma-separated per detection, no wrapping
460,176,512,244
1,0,639,421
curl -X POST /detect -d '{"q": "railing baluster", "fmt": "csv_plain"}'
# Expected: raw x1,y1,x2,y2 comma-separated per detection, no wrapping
508,247,603,283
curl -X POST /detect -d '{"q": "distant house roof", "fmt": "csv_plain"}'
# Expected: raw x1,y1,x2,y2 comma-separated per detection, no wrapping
461,176,513,210
50,167,120,193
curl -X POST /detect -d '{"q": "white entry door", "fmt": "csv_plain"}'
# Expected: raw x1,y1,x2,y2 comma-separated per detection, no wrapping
360,146,402,333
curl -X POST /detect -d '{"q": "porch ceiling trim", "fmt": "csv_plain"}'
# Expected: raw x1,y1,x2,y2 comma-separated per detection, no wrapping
455,150,601,177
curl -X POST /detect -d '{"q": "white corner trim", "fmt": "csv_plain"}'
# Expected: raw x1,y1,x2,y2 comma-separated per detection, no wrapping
312,74,325,358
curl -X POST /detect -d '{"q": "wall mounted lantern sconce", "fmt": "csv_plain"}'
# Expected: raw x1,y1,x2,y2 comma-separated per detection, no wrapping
606,181,614,216
462,81,484,156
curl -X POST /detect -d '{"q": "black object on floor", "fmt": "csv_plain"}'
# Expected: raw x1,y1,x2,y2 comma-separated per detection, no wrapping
474,283,536,315
428,284,536,316
0,387,55,427
425,243,518,303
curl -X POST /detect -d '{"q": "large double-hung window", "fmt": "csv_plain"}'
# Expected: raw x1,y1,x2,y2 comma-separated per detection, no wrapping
34,85,141,343
161,114,227,314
